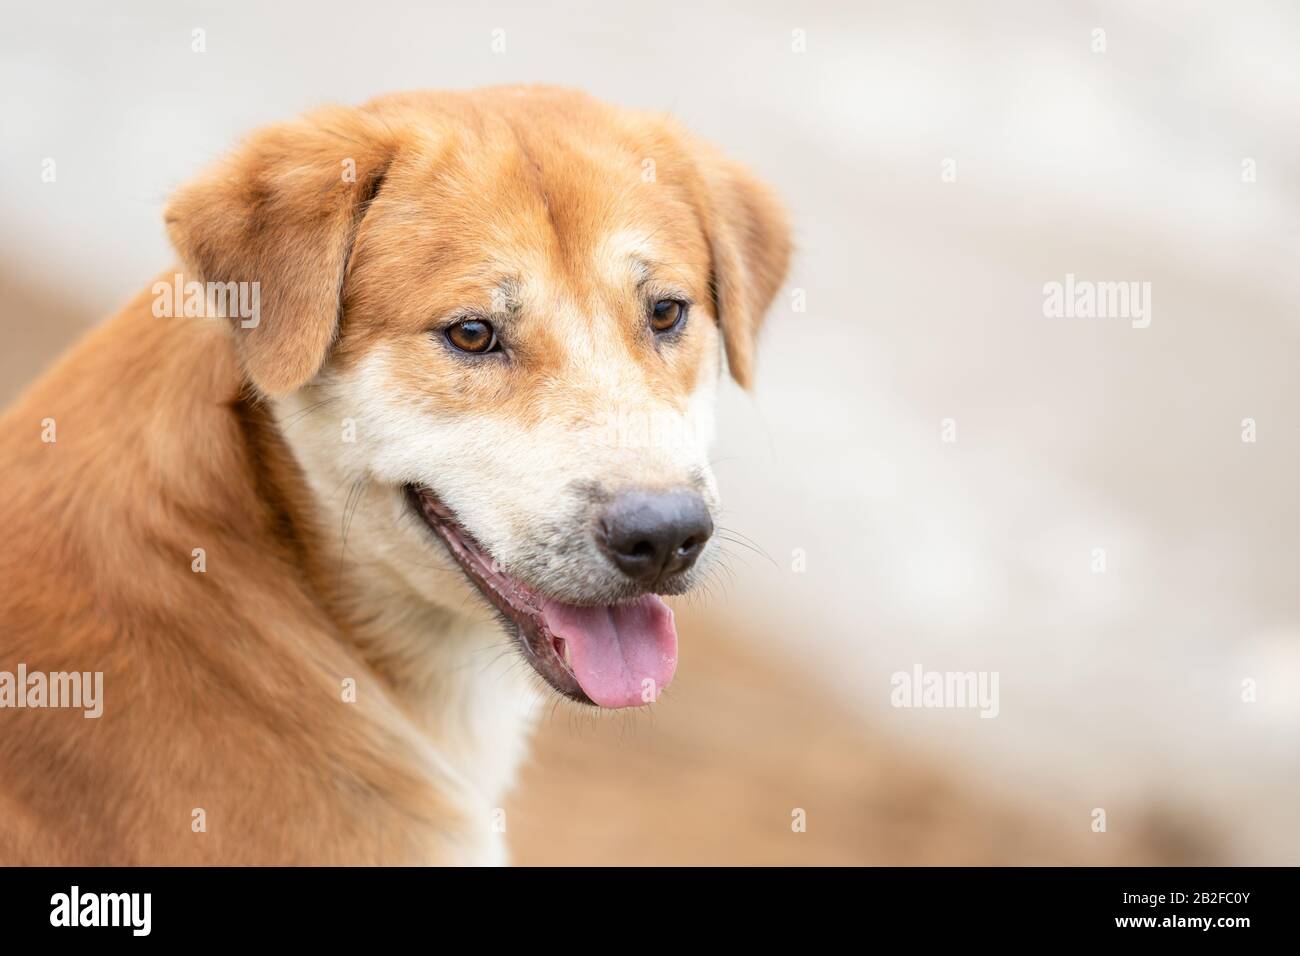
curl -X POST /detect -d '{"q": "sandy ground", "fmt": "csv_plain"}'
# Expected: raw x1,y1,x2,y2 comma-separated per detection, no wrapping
508,611,1214,866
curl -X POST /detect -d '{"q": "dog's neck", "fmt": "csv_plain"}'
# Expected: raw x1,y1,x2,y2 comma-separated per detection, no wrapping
239,391,539,808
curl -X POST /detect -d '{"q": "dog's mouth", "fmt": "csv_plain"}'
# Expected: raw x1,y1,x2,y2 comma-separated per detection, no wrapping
406,486,677,708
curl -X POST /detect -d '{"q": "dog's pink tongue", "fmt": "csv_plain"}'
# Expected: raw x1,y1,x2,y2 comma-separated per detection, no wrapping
541,595,677,708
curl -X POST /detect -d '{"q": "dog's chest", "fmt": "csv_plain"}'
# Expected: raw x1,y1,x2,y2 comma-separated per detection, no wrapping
374,606,541,810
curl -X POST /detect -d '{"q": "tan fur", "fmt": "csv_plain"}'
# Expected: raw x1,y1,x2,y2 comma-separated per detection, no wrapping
0,86,789,864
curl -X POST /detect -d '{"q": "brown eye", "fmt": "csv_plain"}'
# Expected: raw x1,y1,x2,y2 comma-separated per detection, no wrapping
445,319,498,354
649,299,686,334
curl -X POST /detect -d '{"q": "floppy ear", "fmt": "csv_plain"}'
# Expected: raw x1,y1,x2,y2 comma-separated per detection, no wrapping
165,106,396,396
695,151,792,388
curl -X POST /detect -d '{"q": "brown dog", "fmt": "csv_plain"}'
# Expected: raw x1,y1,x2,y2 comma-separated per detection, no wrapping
0,86,789,864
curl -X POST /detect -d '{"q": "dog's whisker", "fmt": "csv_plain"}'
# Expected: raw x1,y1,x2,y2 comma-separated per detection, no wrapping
337,475,370,581
715,524,775,559
712,542,755,576
712,538,759,574
279,397,338,431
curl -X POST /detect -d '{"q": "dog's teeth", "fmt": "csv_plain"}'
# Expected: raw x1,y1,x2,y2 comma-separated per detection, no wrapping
559,640,571,667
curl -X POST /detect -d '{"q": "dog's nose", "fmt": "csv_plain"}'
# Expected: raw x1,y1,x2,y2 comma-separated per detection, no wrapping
597,489,713,585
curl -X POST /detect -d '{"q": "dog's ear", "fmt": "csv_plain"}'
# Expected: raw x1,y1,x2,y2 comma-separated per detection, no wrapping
693,150,792,388
165,106,396,396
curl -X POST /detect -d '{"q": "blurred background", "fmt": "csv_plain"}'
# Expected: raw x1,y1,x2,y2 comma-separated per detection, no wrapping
3,1,1298,864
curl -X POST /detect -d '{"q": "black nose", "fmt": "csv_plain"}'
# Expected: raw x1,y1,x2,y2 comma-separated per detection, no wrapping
597,489,713,586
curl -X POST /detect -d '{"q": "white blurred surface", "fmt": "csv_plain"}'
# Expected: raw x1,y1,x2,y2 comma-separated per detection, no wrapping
2,0,1297,861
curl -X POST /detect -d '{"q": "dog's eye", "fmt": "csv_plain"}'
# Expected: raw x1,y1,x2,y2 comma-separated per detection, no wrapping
445,319,498,354
649,299,686,334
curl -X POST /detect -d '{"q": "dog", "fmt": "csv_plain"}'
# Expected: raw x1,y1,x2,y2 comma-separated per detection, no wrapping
0,86,790,864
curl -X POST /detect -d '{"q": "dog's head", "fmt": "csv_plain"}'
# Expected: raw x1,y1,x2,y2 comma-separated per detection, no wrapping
166,87,790,708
